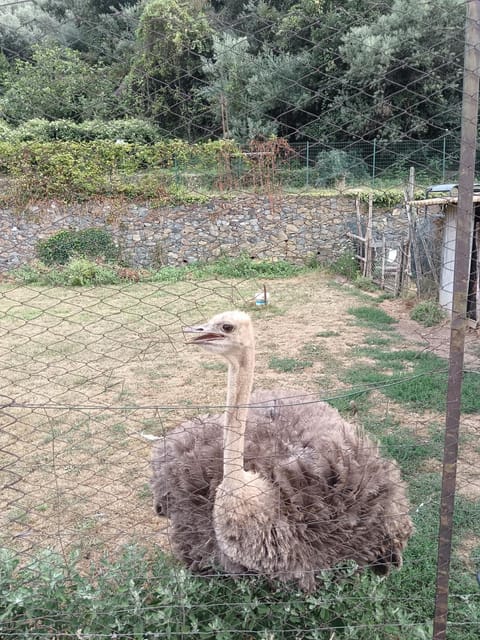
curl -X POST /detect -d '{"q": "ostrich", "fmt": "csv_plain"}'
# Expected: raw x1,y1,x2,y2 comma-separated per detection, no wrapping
152,310,412,591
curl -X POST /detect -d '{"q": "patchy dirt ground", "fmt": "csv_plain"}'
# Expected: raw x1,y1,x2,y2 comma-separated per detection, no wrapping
1,271,479,566
380,296,480,368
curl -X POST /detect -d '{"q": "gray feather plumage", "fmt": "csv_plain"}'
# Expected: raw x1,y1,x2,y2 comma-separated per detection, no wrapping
151,389,412,591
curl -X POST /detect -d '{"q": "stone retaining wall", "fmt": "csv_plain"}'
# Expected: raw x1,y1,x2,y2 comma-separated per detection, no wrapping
0,194,405,271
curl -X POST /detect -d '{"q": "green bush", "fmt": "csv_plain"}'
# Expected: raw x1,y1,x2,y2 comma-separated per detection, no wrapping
14,258,120,286
12,118,56,142
0,138,241,203
329,250,360,280
76,119,160,143
0,544,436,640
12,118,161,144
37,228,118,266
63,258,119,286
354,275,378,291
0,119,14,143
410,300,446,326
1,140,146,201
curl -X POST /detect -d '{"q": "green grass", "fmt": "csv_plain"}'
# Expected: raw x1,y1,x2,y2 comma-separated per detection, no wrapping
300,342,327,359
202,361,228,372
268,356,313,373
328,389,371,415
342,345,480,413
363,334,399,347
315,330,340,338
347,305,398,329
354,275,379,292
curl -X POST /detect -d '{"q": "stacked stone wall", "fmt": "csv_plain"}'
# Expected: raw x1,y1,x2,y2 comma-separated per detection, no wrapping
0,194,404,271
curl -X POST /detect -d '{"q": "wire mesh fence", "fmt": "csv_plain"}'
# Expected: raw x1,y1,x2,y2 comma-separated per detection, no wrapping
0,1,480,639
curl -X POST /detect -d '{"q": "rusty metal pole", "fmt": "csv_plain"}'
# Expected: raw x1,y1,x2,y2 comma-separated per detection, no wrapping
432,2,480,639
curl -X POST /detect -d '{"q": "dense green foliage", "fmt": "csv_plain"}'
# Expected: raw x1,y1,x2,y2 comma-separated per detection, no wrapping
123,0,213,137
0,0,466,147
4,118,160,143
0,138,239,203
0,545,436,639
1,43,121,125
37,228,118,265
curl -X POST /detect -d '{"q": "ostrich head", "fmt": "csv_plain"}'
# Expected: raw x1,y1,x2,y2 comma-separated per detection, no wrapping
184,310,254,364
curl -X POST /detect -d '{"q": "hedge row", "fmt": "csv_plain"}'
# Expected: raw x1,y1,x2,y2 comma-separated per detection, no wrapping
0,139,240,203
0,118,161,144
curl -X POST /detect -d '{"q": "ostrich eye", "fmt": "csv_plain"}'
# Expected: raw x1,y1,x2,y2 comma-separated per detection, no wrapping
222,323,234,333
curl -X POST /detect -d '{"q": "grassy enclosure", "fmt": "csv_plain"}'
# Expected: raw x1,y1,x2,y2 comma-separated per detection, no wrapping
1,268,480,638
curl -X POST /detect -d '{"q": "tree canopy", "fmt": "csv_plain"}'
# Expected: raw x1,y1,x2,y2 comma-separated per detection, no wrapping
0,0,466,143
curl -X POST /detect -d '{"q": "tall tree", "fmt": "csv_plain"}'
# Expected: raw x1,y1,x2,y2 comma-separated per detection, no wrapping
0,42,120,124
0,4,61,60
201,33,311,140
40,0,142,64
332,0,464,141
124,0,213,139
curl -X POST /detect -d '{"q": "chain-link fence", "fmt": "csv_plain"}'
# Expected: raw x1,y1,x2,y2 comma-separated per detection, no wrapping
1,1,480,639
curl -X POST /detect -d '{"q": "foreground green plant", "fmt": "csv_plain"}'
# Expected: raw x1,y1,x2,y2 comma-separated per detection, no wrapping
0,545,434,639
328,251,360,280
14,258,120,286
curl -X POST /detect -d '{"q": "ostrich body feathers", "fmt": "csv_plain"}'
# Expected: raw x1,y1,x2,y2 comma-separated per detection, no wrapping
152,390,412,591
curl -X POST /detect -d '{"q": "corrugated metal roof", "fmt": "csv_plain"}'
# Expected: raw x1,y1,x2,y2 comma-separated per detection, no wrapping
409,195,480,206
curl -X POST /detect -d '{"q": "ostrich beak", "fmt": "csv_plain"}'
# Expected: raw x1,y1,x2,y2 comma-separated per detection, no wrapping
183,324,224,344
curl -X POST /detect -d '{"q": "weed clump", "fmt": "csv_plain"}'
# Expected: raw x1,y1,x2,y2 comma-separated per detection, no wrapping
329,250,360,280
410,300,446,327
14,254,307,287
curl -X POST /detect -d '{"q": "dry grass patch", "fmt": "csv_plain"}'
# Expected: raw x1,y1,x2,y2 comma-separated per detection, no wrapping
1,271,373,562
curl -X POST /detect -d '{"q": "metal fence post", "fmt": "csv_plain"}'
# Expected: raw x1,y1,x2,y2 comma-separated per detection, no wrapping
432,2,480,639
306,141,310,188
442,133,448,182
372,139,377,186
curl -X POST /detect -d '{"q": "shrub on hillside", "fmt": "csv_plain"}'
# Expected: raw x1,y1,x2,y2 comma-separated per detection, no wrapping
0,120,14,142
1,141,143,201
329,250,360,280
37,228,118,266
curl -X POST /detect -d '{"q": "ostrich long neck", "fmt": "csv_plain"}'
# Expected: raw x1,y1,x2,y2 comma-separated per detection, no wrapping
223,345,255,484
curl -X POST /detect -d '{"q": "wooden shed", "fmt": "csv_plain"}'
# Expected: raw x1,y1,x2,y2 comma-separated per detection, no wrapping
410,184,480,327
